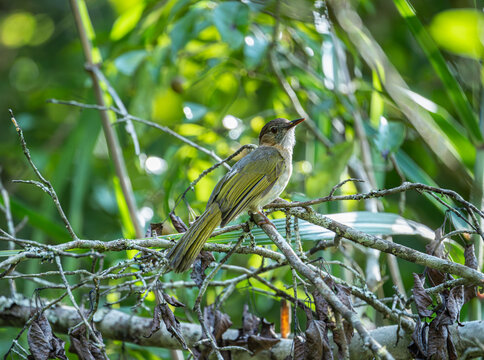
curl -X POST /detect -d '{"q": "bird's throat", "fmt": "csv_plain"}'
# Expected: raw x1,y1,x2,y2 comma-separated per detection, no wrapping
271,143,293,161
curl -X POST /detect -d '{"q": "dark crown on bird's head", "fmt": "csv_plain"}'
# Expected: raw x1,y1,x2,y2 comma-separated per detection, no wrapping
258,118,304,146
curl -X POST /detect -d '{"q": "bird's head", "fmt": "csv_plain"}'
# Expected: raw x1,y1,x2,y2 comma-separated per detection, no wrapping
258,118,305,149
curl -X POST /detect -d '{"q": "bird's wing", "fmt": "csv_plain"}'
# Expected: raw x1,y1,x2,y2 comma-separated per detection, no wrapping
207,147,286,227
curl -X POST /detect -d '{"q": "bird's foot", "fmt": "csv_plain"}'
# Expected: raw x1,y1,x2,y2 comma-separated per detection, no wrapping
253,211,276,228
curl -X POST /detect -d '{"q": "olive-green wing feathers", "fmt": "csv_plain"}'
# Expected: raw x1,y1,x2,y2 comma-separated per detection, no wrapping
207,147,285,227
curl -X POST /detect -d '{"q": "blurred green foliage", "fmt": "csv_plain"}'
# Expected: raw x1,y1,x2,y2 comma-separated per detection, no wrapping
1,0,483,357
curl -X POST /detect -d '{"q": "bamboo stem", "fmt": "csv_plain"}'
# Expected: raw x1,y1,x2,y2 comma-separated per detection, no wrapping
68,0,143,238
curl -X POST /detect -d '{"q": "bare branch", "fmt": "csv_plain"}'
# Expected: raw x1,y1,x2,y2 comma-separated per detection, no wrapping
2,295,482,359
265,181,484,218
9,110,78,240
289,206,484,284
54,256,108,359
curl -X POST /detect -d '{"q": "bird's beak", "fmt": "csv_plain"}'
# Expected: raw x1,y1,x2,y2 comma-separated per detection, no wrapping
287,118,305,128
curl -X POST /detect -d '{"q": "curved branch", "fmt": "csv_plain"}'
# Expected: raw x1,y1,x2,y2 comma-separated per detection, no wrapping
265,182,484,219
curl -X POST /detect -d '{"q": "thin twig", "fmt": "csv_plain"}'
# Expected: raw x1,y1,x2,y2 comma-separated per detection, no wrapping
54,256,108,359
269,51,332,149
173,144,257,213
329,178,364,197
265,181,484,219
10,110,78,240
48,98,231,170
256,214,395,360
0,171,17,295
193,233,248,360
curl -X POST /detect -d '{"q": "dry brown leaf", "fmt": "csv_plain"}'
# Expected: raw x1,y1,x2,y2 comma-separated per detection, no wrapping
68,324,103,360
170,212,188,233
148,222,165,237
464,243,478,303
247,335,280,355
163,293,185,308
425,228,446,286
28,313,67,360
408,320,428,359
241,304,260,338
293,335,305,360
305,320,333,360
412,273,433,318
204,305,232,341
190,251,215,287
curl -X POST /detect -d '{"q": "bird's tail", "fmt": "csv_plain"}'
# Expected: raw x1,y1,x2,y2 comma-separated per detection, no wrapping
167,203,222,273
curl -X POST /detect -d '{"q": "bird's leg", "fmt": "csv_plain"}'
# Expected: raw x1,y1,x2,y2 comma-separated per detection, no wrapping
251,211,276,228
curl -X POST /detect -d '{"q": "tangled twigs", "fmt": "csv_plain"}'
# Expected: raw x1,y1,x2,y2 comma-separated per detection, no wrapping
0,236,286,279
54,256,108,359
5,106,484,359
193,233,248,360
255,214,395,360
0,169,18,295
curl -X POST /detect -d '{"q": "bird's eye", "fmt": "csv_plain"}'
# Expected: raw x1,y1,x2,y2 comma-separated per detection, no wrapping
270,127,277,134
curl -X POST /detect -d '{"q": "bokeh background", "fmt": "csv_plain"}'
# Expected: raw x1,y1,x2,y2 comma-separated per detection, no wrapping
0,0,483,357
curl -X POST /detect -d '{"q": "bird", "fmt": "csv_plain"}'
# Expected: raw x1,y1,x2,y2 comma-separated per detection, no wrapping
167,117,305,273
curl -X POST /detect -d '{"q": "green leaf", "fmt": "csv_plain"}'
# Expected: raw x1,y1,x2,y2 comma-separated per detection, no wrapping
394,150,438,186
114,50,148,76
429,9,484,59
373,119,405,158
448,211,473,232
393,0,482,144
170,8,209,58
213,2,249,49
428,108,475,168
0,250,21,257
168,0,192,21
110,3,145,41
401,89,474,170
370,71,384,127
306,142,354,198
8,198,71,242
394,150,448,212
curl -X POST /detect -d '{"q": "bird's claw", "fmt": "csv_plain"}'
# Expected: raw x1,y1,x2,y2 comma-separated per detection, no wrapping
255,211,276,228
